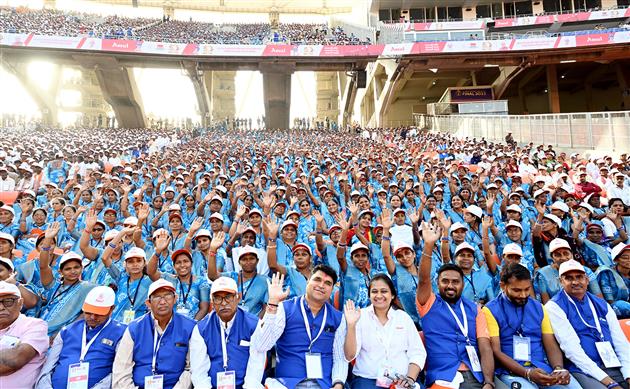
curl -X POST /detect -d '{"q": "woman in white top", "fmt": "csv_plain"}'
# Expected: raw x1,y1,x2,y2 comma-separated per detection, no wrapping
344,273,427,389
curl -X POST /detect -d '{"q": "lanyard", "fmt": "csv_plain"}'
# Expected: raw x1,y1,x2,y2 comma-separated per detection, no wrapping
564,291,604,340
178,277,192,305
47,279,80,306
499,293,526,335
126,274,145,307
219,321,229,370
445,300,470,343
464,273,477,299
300,297,327,351
170,232,182,251
152,320,171,374
239,272,254,305
80,318,111,362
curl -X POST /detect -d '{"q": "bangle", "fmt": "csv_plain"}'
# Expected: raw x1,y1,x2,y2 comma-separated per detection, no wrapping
316,230,323,234
267,303,278,308
267,245,277,248
338,243,346,247
607,383,621,389
108,242,117,249
84,229,92,234
441,237,449,241
208,251,217,257
422,252,431,258
268,238,276,243
40,246,52,252
382,236,391,241
525,368,533,382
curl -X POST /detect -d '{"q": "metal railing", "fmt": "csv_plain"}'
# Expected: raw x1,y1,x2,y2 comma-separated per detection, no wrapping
413,111,630,152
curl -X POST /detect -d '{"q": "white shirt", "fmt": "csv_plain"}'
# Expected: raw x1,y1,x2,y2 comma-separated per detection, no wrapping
390,224,414,249
545,296,630,382
249,299,348,385
346,306,426,379
0,177,15,191
607,183,630,207
189,312,266,389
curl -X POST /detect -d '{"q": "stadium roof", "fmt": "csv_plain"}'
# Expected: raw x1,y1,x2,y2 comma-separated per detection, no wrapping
87,0,357,14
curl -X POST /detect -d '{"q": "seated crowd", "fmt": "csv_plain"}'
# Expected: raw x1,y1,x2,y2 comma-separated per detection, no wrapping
0,7,371,45
0,125,628,389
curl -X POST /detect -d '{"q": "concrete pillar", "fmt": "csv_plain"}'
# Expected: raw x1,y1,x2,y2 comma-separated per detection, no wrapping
261,63,294,129
74,56,146,128
546,64,560,113
163,5,175,18
532,1,544,15
182,62,211,127
462,7,476,20
614,62,630,110
210,71,236,123
601,0,618,8
339,71,357,128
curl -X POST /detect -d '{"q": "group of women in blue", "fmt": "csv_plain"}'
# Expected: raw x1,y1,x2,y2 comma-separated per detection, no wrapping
1,129,629,344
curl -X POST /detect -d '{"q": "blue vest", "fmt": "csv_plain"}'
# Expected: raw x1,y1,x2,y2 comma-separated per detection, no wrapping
486,294,551,374
420,294,483,385
275,297,342,389
393,264,420,325
51,319,127,388
196,308,259,387
551,291,614,375
340,262,371,308
128,312,195,388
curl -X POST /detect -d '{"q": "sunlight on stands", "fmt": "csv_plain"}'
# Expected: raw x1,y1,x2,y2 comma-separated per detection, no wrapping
133,67,200,123
27,61,55,92
0,66,40,118
290,72,316,122
235,71,264,121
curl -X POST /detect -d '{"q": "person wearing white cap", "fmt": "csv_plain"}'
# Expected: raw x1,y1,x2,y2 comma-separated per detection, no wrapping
35,286,126,389
532,212,575,268
380,209,422,326
148,230,210,320
0,281,49,389
483,263,579,389
209,234,270,316
101,239,152,324
595,243,630,319
112,278,195,389
189,276,266,389
185,217,229,276
336,219,380,309
388,207,415,249
535,238,602,304
0,165,16,191
37,222,97,337
572,219,615,268
607,173,630,207
545,260,630,389
443,237,495,304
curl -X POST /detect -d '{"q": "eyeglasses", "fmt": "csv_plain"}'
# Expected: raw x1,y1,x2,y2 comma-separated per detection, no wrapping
150,293,175,303
0,297,19,308
212,294,236,305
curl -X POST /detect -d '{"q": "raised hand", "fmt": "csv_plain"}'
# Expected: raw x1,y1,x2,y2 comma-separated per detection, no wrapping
85,208,98,230
347,201,359,215
267,272,290,305
312,210,324,226
335,213,350,231
344,300,361,326
262,216,279,238
137,203,150,220
236,204,248,219
482,215,494,230
189,217,204,233
381,208,394,229
421,221,441,245
45,221,61,239
210,231,226,252
153,229,171,254
407,208,420,225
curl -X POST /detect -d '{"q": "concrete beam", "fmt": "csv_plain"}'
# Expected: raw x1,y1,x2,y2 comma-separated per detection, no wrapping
339,71,357,128
182,61,211,126
1,58,59,125
546,64,561,113
260,63,294,129
492,65,530,100
74,55,146,128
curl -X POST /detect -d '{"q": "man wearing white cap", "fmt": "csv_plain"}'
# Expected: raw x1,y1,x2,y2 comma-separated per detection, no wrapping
0,281,48,388
113,278,195,389
35,286,127,389
546,260,630,388
607,173,630,207
444,240,495,304
190,276,265,388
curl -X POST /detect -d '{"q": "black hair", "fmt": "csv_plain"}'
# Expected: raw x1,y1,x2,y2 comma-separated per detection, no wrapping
500,263,531,284
311,264,338,285
437,263,464,281
0,261,11,272
368,273,402,310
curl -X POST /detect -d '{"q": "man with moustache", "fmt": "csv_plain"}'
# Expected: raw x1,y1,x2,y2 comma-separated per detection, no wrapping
483,264,579,389
189,276,266,388
546,260,630,388
416,222,501,389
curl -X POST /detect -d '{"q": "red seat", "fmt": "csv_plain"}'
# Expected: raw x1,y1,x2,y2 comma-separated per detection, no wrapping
620,319,630,342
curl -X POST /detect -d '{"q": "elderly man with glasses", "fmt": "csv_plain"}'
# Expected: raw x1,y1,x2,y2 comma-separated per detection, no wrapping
0,281,49,388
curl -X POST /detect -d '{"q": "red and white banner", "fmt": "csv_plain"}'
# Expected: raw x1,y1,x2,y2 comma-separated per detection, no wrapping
1,31,629,57
406,20,486,31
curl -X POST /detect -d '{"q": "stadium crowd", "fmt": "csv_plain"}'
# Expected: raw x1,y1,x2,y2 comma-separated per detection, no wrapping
0,124,628,389
0,7,372,45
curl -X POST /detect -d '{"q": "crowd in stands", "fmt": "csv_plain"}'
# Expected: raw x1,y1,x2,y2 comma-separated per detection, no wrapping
0,123,629,388
0,6,371,45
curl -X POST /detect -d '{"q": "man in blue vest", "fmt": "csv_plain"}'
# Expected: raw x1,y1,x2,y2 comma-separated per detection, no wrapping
250,265,348,389
35,285,126,389
415,221,502,389
112,278,196,389
483,263,580,389
546,259,630,388
190,276,265,389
